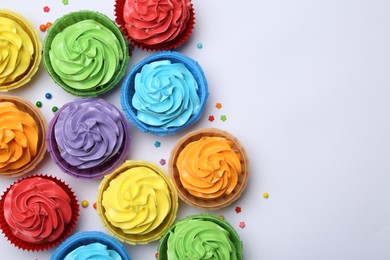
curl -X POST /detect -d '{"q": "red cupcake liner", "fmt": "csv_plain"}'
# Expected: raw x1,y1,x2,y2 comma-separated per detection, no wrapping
114,0,195,51
0,175,79,251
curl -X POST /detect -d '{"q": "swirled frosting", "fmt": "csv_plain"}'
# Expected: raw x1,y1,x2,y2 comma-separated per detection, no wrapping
3,177,72,243
102,166,171,235
54,98,125,169
167,218,238,260
177,137,242,199
132,60,200,129
64,242,122,260
0,17,34,88
0,102,39,171
123,0,191,46
49,19,123,90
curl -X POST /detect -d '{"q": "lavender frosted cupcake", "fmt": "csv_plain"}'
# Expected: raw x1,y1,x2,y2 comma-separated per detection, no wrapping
47,98,131,178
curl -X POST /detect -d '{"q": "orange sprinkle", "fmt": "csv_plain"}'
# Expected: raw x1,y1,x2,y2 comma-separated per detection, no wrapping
93,202,97,209
46,22,52,28
39,24,47,32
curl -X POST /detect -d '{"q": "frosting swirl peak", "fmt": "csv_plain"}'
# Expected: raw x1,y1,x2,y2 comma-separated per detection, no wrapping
64,242,122,260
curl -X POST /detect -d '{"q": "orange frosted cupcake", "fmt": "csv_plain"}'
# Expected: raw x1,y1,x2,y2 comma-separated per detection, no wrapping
169,128,249,210
0,95,47,178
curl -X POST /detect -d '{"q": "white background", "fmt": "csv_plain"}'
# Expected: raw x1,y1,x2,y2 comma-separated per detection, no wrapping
1,0,390,259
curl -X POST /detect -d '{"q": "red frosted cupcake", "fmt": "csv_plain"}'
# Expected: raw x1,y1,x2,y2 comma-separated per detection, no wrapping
115,0,195,50
0,175,79,251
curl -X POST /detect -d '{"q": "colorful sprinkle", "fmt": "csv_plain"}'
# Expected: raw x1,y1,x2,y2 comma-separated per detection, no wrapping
220,115,227,122
197,42,203,49
39,24,47,32
159,159,166,166
215,103,222,109
93,203,97,209
239,221,246,229
263,192,269,199
46,22,52,29
52,106,58,112
208,115,215,122
81,200,89,208
45,93,52,99
235,206,241,214
43,6,50,13
155,252,159,259
218,215,225,220
35,101,42,108
154,141,161,148
62,0,69,5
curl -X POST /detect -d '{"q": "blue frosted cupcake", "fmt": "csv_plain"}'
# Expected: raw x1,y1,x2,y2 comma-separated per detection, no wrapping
51,231,131,260
121,51,208,136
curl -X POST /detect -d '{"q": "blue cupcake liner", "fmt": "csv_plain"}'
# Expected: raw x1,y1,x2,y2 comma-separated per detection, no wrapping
51,231,131,260
120,51,208,136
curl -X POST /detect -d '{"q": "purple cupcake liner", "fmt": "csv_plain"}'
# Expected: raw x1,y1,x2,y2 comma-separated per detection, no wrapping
46,98,131,179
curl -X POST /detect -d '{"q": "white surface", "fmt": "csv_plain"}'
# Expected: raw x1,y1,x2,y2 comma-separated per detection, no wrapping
1,0,390,259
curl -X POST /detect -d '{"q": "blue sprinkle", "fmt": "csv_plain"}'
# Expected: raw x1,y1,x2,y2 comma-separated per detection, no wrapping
45,93,52,99
197,43,203,49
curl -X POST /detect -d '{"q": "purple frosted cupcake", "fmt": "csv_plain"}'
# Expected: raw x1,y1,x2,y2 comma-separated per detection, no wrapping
47,98,131,178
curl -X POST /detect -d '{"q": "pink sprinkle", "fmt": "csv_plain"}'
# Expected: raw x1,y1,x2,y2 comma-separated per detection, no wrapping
239,221,246,229
43,6,50,12
159,159,166,166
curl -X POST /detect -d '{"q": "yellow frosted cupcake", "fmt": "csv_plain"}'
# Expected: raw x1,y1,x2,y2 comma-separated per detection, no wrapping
0,10,42,91
97,160,178,245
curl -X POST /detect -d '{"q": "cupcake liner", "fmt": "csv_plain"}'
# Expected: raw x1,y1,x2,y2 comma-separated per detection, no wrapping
0,175,79,251
0,10,42,91
97,160,178,245
43,10,130,97
46,98,131,179
120,51,208,136
158,214,243,260
114,0,195,51
169,128,249,210
0,95,47,178
51,231,131,260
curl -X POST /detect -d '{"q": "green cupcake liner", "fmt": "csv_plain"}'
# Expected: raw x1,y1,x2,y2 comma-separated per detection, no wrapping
43,10,130,97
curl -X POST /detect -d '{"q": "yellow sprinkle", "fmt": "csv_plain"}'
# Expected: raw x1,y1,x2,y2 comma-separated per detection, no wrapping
81,200,89,208
263,192,269,199
218,215,225,220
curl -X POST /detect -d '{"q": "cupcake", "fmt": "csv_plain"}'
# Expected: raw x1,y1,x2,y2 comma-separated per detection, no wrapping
169,128,249,210
97,160,178,245
115,0,195,51
0,10,42,91
43,11,130,97
0,95,47,178
47,98,131,179
51,231,131,260
121,51,208,136
158,214,243,260
0,175,79,251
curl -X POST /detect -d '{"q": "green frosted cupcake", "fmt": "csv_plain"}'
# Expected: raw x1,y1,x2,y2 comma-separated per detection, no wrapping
43,11,129,97
158,214,243,260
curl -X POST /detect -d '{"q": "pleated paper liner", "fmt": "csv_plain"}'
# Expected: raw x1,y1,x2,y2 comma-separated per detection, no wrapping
168,128,249,210
43,10,130,97
52,231,131,260
158,214,243,260
46,98,131,179
0,175,79,251
0,10,42,92
120,51,208,136
114,0,195,51
0,95,47,178
97,160,178,245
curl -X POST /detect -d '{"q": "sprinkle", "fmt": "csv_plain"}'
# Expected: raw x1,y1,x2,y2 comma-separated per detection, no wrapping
220,115,227,122
155,252,159,259
208,115,215,122
35,101,42,108
39,24,47,32
159,159,166,166
93,203,97,209
263,192,269,199
197,42,203,49
43,6,50,13
46,22,52,29
235,206,241,214
215,103,222,109
62,0,69,5
52,106,58,112
154,141,161,148
45,93,52,99
218,215,225,220
81,200,89,208
239,221,246,229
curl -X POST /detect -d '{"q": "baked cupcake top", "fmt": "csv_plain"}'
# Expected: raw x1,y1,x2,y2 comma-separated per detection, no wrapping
123,0,192,49
0,10,41,91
